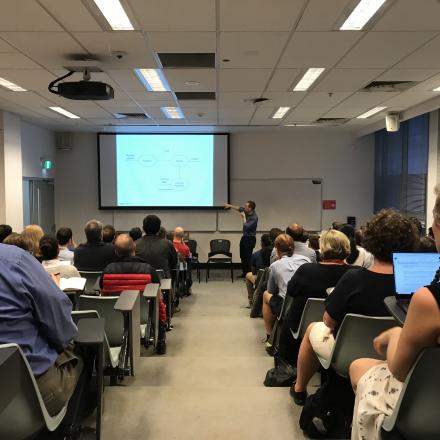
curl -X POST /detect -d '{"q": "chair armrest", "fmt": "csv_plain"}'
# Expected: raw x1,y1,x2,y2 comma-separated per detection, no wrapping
114,290,139,312
74,318,105,345
143,283,161,299
160,278,172,291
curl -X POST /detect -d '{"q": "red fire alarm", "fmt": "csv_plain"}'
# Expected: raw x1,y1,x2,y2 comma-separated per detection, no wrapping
323,200,336,210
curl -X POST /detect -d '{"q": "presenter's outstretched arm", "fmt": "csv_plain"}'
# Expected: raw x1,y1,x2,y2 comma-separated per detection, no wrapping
224,203,240,211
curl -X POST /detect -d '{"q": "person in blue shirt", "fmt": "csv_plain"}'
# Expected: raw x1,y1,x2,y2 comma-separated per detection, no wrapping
224,200,258,277
0,243,81,416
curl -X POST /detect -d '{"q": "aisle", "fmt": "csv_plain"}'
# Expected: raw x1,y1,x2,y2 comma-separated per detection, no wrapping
101,279,306,440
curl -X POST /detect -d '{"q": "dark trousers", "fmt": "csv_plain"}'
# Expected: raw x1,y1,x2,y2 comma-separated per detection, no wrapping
239,235,256,276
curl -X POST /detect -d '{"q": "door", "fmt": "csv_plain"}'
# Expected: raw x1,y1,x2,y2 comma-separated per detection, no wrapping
23,178,55,233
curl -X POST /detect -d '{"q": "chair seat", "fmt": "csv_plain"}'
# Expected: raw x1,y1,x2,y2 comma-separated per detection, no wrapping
208,257,232,263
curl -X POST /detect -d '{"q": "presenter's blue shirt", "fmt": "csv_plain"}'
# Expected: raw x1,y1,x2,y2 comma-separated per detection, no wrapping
239,207,258,236
0,244,77,375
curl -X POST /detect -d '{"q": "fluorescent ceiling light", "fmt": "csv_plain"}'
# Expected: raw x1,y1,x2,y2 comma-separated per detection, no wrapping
340,0,387,30
134,69,170,92
433,86,440,91
357,106,387,119
161,107,184,119
93,0,134,30
0,77,27,91
293,68,325,91
272,107,290,119
49,106,80,119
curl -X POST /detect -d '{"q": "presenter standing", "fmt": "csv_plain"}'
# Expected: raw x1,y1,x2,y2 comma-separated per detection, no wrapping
224,201,258,278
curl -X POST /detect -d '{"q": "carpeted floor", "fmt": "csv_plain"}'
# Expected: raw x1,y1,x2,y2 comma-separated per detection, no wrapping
100,275,308,439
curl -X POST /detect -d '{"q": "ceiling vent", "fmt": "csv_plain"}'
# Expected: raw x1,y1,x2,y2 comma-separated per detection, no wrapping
113,112,149,119
175,92,216,100
158,53,215,68
362,80,417,92
315,117,350,125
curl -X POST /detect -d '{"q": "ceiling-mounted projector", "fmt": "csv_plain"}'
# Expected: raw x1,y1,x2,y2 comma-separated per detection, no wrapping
48,69,114,100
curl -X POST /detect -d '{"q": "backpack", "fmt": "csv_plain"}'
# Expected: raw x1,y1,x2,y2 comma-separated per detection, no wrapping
263,354,296,387
299,370,354,439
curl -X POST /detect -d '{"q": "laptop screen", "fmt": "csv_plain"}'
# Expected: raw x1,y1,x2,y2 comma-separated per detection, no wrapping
393,253,440,297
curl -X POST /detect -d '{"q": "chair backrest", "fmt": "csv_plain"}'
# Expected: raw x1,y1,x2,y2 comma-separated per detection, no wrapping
250,267,270,318
292,298,326,340
0,344,67,438
382,347,440,440
330,314,395,377
78,271,102,293
79,295,123,347
210,239,231,255
185,239,197,255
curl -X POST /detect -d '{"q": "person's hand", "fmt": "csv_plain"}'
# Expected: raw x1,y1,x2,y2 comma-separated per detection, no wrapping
373,327,401,356
224,204,232,209
240,211,246,220
51,272,61,287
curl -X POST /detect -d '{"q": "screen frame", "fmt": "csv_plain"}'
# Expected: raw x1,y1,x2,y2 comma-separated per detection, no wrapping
97,132,230,210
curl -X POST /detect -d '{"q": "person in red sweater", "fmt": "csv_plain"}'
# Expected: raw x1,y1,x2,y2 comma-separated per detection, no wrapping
173,227,192,295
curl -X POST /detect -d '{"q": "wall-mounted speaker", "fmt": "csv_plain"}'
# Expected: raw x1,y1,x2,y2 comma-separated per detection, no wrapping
385,113,400,132
56,133,73,151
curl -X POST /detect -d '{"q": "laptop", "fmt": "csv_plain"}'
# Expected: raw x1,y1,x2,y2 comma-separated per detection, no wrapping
392,252,440,312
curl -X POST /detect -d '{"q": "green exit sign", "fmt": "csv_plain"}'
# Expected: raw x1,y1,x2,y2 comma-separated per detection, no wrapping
42,159,53,170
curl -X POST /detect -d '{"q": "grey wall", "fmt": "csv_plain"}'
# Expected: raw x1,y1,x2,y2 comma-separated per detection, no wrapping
55,130,375,262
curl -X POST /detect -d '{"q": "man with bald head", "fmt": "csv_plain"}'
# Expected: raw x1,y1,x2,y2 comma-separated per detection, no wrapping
173,227,193,294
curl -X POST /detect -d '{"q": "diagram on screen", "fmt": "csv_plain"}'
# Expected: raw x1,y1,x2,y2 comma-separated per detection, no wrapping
116,135,214,206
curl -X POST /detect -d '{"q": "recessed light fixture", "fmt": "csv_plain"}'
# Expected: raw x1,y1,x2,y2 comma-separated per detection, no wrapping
340,0,387,31
93,0,134,30
134,69,171,92
357,106,387,119
49,106,80,119
161,107,184,119
0,77,27,92
184,81,201,86
272,107,291,119
293,68,325,91
433,86,440,91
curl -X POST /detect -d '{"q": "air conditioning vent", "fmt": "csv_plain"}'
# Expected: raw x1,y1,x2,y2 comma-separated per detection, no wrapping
315,118,350,125
113,112,149,119
175,92,216,100
158,53,215,68
362,81,417,92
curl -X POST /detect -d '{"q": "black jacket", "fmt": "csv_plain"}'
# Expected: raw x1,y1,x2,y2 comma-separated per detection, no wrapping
135,235,177,277
74,241,116,271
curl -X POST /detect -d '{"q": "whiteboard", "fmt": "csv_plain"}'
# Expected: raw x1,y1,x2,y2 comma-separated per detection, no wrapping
218,178,322,232
113,210,217,232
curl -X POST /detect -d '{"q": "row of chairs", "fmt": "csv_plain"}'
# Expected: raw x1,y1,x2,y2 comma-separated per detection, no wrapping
249,268,440,439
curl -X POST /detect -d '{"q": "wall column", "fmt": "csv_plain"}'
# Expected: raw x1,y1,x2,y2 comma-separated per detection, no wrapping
0,111,23,231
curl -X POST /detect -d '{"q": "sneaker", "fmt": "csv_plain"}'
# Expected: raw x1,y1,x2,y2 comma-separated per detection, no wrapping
265,341,275,356
289,382,307,406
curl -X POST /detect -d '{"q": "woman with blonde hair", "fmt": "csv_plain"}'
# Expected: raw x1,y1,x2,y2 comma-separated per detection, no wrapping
22,224,44,261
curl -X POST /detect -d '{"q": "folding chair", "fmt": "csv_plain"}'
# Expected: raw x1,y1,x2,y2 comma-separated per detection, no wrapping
185,239,200,283
381,347,440,440
206,239,233,282
78,270,102,295
290,298,326,340
250,267,270,318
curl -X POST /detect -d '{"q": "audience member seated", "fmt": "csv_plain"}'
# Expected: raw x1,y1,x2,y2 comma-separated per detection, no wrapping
135,215,177,277
74,220,116,271
307,233,321,262
158,226,167,239
408,215,423,236
3,232,33,251
129,226,142,242
350,197,440,439
173,226,193,294
22,224,44,261
277,230,352,366
263,234,311,341
40,234,80,278
103,224,116,243
419,235,437,252
291,210,419,405
245,233,273,306
0,224,12,243
0,243,81,416
269,227,283,264
56,226,75,263
337,223,374,268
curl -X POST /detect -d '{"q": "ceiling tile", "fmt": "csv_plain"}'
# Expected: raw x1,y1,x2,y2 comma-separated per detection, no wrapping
127,91,175,103
0,69,55,91
0,90,55,108
164,69,216,92
218,91,263,107
218,108,254,125
395,35,440,69
107,69,148,92
39,0,102,32
73,32,157,69
260,91,306,107
338,32,436,68
0,53,41,69
0,32,86,68
380,91,437,110
376,69,440,82
266,69,302,92
373,0,440,31
220,0,304,31
250,106,281,125
219,69,272,92
0,38,17,53
147,32,216,53
279,31,362,68
0,0,62,31
283,106,328,124
130,0,216,31
178,100,217,109
314,69,384,92
324,106,372,118
339,91,399,108
299,91,351,108
297,0,352,31
220,32,289,68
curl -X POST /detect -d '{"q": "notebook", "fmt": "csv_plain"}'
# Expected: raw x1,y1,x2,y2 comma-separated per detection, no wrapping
392,252,440,310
